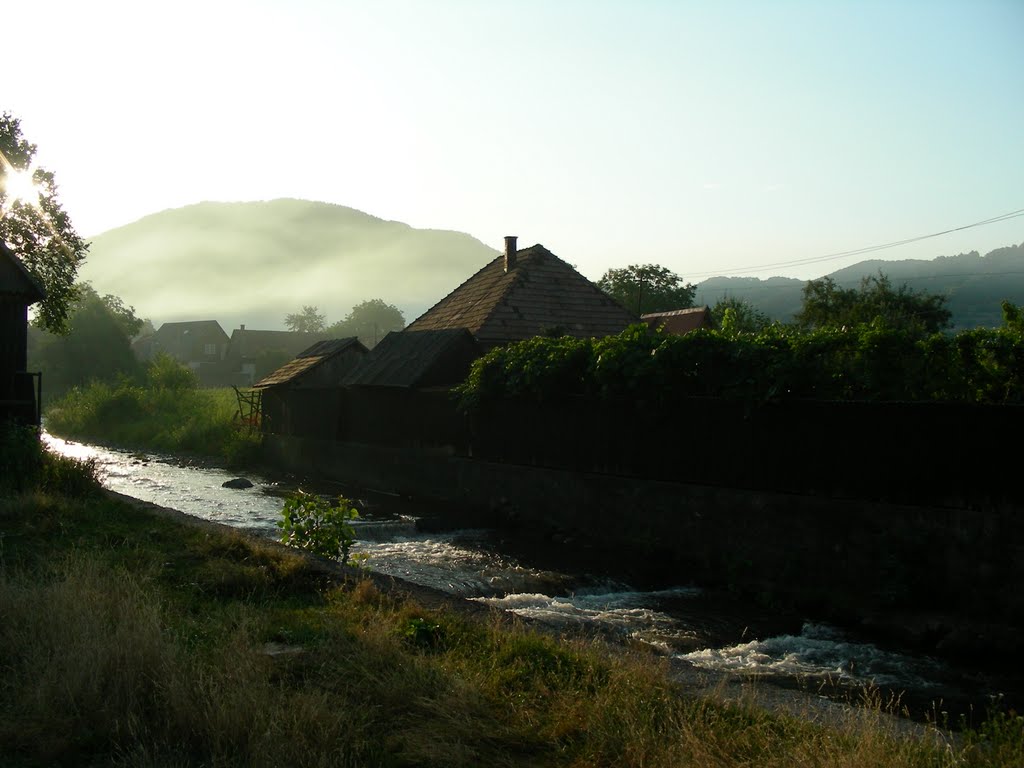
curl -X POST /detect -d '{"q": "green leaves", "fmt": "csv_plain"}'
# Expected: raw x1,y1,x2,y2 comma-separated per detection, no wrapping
794,273,952,336
596,264,696,315
456,318,1024,410
276,491,360,564
1,112,88,335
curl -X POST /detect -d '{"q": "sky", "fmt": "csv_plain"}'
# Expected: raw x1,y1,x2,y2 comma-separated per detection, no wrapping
5,0,1023,284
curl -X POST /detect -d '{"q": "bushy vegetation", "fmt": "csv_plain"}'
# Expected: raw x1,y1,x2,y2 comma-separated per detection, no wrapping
278,490,360,564
44,353,261,466
457,303,1024,412
3,470,1019,767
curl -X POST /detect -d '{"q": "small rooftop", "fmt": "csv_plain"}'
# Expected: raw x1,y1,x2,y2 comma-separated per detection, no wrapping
641,306,712,335
341,329,480,389
0,240,46,303
255,337,365,388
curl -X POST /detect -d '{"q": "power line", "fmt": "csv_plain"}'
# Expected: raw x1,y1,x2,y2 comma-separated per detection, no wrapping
685,207,1024,279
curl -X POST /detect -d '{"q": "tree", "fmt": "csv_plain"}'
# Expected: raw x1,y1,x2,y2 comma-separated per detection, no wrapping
284,305,326,333
30,284,143,401
1,112,88,334
597,264,696,315
1001,300,1024,334
794,273,951,335
710,296,773,334
326,299,405,348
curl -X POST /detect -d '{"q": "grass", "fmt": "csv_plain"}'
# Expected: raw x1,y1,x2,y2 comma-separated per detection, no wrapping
43,356,261,467
2,437,1022,767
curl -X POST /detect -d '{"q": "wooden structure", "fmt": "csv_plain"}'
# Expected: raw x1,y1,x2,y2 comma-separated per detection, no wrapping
232,386,262,433
254,338,367,437
0,240,45,426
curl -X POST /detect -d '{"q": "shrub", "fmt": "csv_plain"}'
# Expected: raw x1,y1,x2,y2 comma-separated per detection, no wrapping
146,353,198,391
277,490,360,564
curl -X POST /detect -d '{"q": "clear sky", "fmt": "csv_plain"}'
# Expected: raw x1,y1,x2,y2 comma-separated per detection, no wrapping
5,0,1023,283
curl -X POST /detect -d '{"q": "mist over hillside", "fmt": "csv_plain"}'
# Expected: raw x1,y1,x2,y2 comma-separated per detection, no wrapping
80,199,1021,333
80,199,498,331
695,242,1024,329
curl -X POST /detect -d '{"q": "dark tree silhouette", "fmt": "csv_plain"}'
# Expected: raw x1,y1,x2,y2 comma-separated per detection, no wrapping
597,264,696,315
795,273,951,335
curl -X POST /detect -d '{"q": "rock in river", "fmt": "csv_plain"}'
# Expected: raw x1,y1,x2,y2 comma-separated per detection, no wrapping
222,478,254,489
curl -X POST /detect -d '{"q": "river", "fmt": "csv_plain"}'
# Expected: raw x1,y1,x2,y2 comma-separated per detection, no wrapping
43,432,1015,726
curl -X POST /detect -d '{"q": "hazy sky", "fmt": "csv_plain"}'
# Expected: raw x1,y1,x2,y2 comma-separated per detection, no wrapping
6,0,1023,283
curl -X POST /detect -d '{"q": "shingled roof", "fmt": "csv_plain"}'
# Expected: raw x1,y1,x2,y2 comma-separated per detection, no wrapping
341,329,480,389
255,337,366,388
405,242,638,346
0,240,45,303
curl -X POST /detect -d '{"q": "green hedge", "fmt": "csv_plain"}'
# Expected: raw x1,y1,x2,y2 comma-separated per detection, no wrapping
456,316,1024,411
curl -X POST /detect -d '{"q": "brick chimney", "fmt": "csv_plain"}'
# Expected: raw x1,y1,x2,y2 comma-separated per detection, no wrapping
504,235,517,273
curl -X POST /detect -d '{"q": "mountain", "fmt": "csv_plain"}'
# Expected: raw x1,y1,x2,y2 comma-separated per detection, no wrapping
81,200,1022,333
80,199,498,331
694,242,1024,330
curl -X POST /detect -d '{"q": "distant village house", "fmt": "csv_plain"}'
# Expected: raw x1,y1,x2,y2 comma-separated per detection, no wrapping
640,306,712,335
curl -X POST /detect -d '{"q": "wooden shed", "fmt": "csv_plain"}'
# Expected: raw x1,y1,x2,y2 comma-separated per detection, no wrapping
0,240,45,425
254,337,367,437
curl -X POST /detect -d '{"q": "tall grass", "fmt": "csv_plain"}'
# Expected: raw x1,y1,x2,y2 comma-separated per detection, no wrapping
0,423,101,496
2,482,1019,767
44,355,261,466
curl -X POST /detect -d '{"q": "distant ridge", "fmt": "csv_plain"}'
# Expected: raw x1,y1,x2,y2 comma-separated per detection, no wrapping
80,199,498,331
694,242,1024,330
81,199,1021,333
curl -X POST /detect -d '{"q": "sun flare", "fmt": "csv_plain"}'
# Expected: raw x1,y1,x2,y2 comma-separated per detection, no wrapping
1,165,43,208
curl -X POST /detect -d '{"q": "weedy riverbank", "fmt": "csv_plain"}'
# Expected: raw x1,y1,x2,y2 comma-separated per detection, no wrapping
1,432,1021,767
42,356,262,468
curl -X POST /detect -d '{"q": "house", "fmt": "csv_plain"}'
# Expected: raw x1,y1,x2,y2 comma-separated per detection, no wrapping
224,325,330,387
137,320,230,386
333,328,481,448
406,236,639,349
641,306,712,336
0,240,45,425
254,337,367,437
341,328,480,390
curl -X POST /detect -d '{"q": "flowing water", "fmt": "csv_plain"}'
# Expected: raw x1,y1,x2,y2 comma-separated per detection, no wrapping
43,433,1014,723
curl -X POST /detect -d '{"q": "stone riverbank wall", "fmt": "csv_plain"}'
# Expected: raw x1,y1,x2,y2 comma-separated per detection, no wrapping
263,390,1024,660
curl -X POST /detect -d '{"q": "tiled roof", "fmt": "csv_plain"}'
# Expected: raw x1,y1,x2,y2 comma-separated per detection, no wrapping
406,244,638,345
154,320,228,342
342,329,480,388
641,306,712,335
255,337,364,388
293,338,359,359
0,240,46,302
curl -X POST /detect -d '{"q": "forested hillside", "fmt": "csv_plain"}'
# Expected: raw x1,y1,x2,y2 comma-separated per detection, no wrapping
81,198,1020,333
80,199,497,331
694,242,1024,329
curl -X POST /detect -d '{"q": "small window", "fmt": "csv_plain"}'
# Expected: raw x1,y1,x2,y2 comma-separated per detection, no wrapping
204,343,217,356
